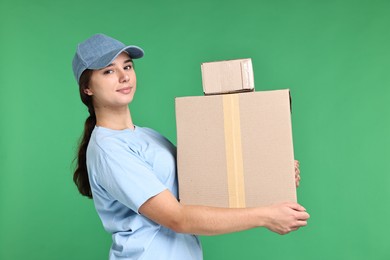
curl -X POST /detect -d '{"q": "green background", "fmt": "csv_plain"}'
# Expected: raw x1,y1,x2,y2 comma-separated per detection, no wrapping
1,0,389,259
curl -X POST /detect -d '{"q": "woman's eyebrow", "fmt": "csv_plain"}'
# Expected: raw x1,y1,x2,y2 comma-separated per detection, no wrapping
105,59,133,68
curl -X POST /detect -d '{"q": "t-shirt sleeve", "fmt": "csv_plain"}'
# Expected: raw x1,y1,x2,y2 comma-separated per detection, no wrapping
91,139,167,213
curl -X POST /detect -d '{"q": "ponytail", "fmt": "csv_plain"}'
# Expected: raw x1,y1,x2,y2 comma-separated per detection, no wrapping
73,69,95,198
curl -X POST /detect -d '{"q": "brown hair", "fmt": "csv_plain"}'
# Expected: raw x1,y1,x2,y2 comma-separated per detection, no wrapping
73,69,95,198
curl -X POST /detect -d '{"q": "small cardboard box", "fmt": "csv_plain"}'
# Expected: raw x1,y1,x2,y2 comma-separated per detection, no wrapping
175,89,296,208
201,59,255,95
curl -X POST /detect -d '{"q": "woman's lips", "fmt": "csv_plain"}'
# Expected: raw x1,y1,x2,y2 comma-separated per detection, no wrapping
116,87,132,94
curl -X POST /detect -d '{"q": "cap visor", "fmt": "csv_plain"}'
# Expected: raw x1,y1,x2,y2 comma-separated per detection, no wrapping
88,45,144,70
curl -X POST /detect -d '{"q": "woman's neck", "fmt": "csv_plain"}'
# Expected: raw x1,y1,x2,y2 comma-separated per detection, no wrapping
94,105,134,130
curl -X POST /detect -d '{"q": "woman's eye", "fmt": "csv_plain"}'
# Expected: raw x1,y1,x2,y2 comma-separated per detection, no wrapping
103,69,113,75
124,65,133,70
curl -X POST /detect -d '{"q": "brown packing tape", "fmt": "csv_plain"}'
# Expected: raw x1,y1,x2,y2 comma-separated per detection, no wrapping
222,94,246,208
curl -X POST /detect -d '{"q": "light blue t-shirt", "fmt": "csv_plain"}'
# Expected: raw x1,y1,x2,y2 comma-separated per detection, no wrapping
86,126,203,260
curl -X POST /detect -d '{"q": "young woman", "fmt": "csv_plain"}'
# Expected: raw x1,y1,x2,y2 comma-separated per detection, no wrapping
72,34,309,260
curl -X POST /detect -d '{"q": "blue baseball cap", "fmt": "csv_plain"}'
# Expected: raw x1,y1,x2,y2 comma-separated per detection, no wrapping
72,33,144,83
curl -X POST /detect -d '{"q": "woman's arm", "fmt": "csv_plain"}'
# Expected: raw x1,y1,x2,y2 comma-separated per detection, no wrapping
139,189,309,236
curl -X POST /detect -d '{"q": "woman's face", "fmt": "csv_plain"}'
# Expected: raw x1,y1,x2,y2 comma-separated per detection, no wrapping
85,52,137,109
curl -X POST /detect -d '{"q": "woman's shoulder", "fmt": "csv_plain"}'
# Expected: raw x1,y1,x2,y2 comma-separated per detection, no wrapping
139,126,173,143
90,125,172,154
90,126,135,151
139,126,162,137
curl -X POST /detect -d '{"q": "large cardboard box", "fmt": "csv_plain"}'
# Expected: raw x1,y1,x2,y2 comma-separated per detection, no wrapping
175,89,296,208
201,59,255,95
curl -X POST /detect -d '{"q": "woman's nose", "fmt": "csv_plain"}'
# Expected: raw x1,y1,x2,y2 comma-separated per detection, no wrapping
119,70,130,82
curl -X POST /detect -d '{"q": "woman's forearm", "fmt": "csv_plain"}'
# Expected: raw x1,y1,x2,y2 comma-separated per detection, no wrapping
175,204,268,235
139,190,309,236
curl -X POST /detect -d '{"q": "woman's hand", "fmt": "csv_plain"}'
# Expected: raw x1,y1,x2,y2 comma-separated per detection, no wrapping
264,202,309,235
295,160,301,188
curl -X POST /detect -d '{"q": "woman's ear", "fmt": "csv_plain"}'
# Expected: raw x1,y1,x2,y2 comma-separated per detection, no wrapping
84,88,93,96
